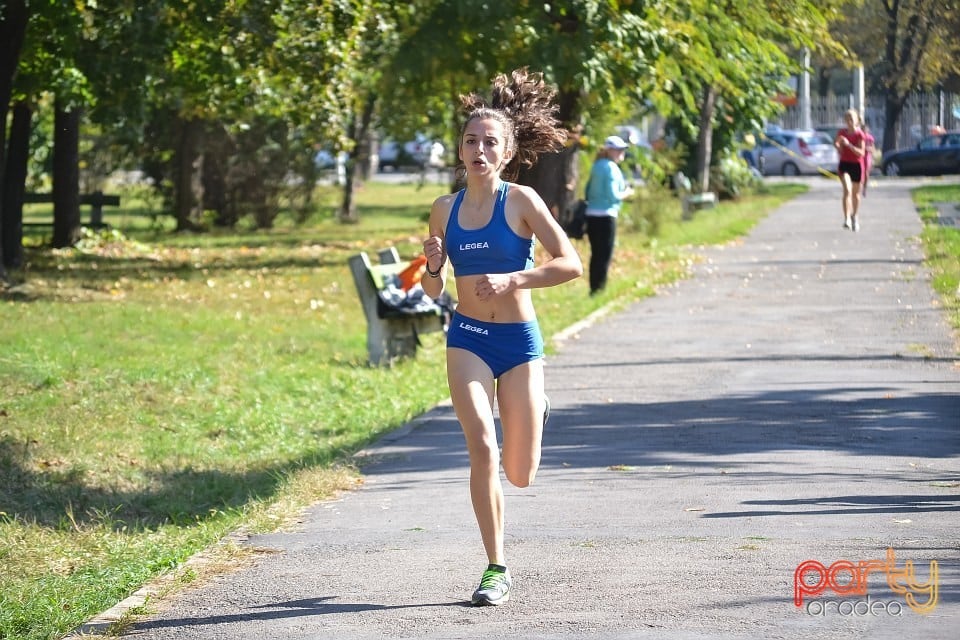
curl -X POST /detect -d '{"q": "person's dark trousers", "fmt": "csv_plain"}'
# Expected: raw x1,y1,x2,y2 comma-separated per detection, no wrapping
586,215,617,294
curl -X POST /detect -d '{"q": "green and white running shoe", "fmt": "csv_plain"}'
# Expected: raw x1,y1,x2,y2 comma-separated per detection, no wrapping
471,565,511,606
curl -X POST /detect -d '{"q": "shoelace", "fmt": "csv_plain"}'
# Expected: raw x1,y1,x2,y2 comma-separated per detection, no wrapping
478,570,507,591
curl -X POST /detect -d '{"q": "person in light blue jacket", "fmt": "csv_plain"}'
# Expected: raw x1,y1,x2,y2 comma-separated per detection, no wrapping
585,135,634,294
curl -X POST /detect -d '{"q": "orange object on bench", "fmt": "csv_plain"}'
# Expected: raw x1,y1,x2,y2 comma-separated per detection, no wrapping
397,254,428,291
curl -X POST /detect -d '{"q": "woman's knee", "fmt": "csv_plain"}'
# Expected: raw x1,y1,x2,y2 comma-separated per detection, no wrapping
503,461,537,488
502,446,540,487
465,434,500,472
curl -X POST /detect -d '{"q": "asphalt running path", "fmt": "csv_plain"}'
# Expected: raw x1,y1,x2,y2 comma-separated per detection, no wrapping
90,177,959,639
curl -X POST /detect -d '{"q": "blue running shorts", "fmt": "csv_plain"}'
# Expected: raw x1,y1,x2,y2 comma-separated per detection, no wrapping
446,312,544,379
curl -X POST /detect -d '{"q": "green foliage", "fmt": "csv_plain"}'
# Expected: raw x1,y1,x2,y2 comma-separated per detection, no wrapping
710,151,763,200
260,0,383,142
655,2,793,132
620,182,674,237
913,185,960,334
14,2,95,108
645,142,687,188
645,0,849,191
836,0,960,96
387,1,670,132
8,2,855,224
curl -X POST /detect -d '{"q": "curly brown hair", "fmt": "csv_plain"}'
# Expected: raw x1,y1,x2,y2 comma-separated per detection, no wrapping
457,68,566,182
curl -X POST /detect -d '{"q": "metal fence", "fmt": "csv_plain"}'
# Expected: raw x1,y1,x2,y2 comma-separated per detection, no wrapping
773,92,959,150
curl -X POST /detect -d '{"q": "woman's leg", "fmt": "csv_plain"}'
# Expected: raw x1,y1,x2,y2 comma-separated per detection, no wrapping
447,347,503,564
840,173,852,225
586,216,616,293
497,359,546,489
850,180,862,216
850,180,863,230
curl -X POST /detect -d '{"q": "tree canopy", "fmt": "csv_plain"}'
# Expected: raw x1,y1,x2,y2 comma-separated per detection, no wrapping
831,0,960,152
2,0,956,263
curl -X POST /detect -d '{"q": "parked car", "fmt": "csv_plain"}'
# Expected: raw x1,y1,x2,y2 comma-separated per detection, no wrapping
314,149,345,170
814,124,843,142
314,149,347,184
881,131,960,176
613,124,651,150
611,124,653,183
757,129,838,176
378,134,444,171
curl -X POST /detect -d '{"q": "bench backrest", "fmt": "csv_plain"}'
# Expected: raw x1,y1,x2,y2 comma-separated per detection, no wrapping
365,261,407,290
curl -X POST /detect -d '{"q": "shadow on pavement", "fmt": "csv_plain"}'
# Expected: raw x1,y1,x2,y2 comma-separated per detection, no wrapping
360,387,960,483
128,596,468,632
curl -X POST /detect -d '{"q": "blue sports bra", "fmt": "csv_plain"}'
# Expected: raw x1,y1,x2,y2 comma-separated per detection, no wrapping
445,182,535,276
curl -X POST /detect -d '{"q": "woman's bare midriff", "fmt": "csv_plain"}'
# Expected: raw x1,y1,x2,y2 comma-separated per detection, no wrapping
453,274,536,323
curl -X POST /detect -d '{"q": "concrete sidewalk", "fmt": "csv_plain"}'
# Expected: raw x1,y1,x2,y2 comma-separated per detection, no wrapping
102,177,958,639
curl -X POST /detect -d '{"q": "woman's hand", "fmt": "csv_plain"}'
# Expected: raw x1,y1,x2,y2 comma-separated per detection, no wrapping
423,235,445,272
474,273,516,300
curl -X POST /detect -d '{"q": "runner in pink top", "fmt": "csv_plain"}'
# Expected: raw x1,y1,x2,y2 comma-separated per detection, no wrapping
834,109,866,231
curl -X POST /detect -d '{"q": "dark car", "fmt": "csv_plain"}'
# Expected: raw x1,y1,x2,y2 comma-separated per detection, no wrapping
881,131,960,176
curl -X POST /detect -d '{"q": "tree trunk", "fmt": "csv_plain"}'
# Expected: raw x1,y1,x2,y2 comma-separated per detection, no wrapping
52,102,82,249
816,68,832,97
339,166,358,224
694,84,718,194
517,147,579,222
1,101,32,268
877,0,937,154
338,96,376,224
204,149,229,226
203,124,232,227
355,95,376,183
882,93,907,155
0,0,30,278
517,87,581,222
173,116,204,232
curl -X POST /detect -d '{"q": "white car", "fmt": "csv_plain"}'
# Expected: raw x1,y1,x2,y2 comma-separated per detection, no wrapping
378,135,444,171
757,129,838,176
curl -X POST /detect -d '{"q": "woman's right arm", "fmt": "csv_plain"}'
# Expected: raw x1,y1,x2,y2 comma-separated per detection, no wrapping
421,196,450,299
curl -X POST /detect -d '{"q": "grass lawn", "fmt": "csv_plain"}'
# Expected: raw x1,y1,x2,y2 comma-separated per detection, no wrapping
2,178,813,639
911,183,960,337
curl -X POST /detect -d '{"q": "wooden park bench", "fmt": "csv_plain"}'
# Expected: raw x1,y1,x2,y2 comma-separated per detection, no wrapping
672,172,716,220
22,191,121,229
348,247,450,366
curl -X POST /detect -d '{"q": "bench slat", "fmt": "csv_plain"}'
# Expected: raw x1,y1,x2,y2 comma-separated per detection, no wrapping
23,192,121,206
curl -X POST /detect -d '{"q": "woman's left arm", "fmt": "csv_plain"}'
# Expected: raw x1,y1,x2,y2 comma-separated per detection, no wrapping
475,187,582,299
512,186,583,290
